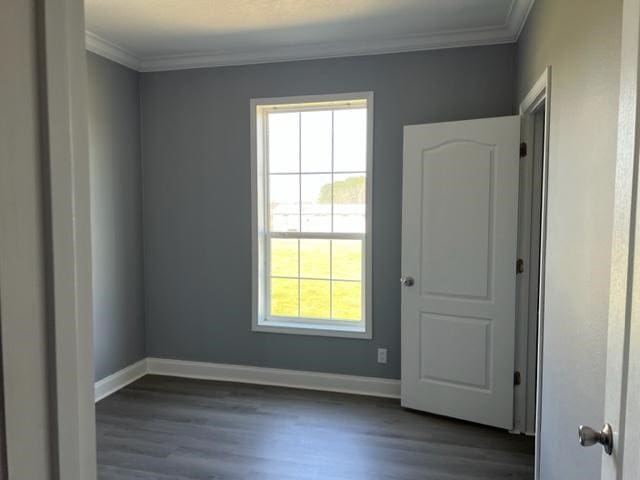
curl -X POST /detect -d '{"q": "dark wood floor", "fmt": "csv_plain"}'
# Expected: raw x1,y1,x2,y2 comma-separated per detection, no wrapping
96,375,534,479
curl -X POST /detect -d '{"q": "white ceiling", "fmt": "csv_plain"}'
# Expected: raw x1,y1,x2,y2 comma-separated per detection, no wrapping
85,0,535,72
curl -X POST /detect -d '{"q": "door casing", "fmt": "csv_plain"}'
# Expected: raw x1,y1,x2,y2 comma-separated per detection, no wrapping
517,67,551,479
0,0,96,478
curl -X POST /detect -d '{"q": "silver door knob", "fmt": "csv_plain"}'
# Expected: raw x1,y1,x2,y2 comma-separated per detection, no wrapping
400,276,415,287
578,423,613,455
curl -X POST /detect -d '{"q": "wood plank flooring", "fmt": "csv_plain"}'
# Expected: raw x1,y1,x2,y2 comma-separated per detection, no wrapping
96,375,534,479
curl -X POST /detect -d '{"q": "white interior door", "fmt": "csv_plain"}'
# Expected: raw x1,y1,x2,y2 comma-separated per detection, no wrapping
401,116,520,429
599,0,640,477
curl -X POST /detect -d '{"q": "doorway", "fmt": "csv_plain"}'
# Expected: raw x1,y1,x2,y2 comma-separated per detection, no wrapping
515,102,546,436
399,68,551,469
517,67,551,479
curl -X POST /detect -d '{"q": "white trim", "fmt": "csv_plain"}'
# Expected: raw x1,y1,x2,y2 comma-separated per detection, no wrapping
251,92,374,340
1,2,57,476
251,92,375,108
146,358,401,399
94,360,148,402
518,66,552,480
83,0,534,72
514,71,548,436
253,321,371,339
85,31,141,70
42,1,97,478
509,0,537,39
519,68,549,115
137,29,515,72
2,1,97,476
93,358,401,400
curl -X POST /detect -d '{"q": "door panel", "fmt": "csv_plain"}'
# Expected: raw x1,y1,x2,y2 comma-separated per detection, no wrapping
401,116,520,429
420,141,493,299
419,313,491,389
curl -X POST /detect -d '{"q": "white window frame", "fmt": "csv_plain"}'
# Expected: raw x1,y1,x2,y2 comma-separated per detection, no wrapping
251,92,374,339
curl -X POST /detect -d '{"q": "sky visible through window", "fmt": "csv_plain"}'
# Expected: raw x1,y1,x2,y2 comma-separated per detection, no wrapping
266,105,367,322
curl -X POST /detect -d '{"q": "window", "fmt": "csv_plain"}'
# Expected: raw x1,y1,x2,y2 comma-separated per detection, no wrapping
251,93,373,338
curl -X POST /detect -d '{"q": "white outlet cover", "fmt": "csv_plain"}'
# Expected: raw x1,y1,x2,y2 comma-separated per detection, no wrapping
377,348,388,364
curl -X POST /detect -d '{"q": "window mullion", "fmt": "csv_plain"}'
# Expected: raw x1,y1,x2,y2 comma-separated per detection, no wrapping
297,239,301,317
269,231,364,240
297,112,302,317
298,111,302,233
269,170,366,176
330,110,335,320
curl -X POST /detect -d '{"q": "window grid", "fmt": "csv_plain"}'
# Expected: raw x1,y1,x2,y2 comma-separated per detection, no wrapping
265,233,364,321
265,232,365,321
263,104,367,324
268,170,367,175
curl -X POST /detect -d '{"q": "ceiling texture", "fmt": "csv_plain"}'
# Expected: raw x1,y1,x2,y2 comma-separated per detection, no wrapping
85,0,535,71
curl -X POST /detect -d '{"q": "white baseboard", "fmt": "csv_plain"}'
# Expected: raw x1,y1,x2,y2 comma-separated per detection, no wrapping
95,359,148,402
146,357,401,399
95,357,400,401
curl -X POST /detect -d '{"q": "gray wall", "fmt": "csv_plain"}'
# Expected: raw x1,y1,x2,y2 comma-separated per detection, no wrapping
141,45,516,379
87,52,146,381
516,0,622,478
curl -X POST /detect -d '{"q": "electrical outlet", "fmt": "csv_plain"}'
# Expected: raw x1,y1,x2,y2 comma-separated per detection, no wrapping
377,348,387,364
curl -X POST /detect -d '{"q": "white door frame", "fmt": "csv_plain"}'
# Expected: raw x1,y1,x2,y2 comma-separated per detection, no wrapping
42,1,97,477
0,0,96,478
1,2,54,476
602,0,640,477
517,66,552,480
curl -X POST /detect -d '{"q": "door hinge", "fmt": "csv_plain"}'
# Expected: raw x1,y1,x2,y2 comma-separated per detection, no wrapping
514,371,522,386
516,258,525,274
520,142,527,157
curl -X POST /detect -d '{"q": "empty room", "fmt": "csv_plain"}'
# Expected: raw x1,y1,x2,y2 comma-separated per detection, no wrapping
3,0,640,479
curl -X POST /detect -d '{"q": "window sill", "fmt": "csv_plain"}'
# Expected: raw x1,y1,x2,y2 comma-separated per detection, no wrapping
253,319,372,339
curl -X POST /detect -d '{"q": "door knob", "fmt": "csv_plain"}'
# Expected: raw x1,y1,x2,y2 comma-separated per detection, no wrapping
578,423,613,455
401,276,415,287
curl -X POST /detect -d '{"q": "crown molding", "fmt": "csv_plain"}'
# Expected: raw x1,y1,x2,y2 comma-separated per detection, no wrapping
506,0,536,38
138,26,515,72
85,31,141,71
85,0,534,73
